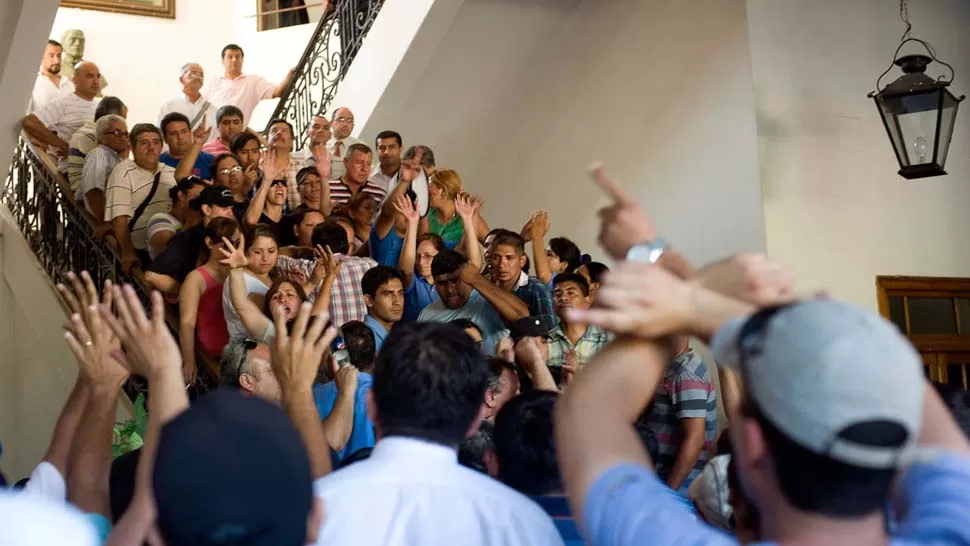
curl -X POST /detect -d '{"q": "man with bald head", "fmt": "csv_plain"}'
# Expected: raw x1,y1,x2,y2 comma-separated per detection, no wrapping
326,106,363,180
221,339,282,402
21,60,102,170
157,62,215,133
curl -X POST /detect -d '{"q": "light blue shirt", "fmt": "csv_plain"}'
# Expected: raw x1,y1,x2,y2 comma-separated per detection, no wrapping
416,290,509,355
582,454,970,546
364,314,389,353
403,275,437,322
313,373,375,460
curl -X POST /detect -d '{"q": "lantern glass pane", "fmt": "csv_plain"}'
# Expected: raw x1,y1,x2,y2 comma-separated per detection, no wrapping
894,95,940,166
878,98,907,165
937,91,960,167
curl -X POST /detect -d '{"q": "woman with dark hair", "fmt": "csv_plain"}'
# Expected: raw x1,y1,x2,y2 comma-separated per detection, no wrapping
577,261,609,301
147,176,205,259
222,224,279,342
178,216,240,383
345,192,377,253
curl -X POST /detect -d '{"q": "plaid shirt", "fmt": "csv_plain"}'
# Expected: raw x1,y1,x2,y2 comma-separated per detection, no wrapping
276,254,376,327
546,324,614,368
512,272,557,329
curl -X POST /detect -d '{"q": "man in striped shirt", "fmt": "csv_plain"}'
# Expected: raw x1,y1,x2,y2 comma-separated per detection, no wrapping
639,337,718,496
328,143,387,208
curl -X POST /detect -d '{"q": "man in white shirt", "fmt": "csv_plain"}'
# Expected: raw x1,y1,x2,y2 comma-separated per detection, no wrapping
204,44,294,126
156,62,216,132
369,130,402,192
312,321,563,546
326,106,363,180
29,39,74,112
21,61,101,169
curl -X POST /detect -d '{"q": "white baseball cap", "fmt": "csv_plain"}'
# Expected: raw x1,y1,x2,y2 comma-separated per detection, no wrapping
711,299,924,469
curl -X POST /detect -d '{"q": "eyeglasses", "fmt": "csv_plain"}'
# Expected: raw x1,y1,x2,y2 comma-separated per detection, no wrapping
270,179,287,187
104,130,128,138
334,117,354,123
235,338,259,381
218,166,243,175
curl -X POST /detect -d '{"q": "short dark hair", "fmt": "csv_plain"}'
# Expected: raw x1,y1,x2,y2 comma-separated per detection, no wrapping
458,420,494,474
169,176,206,205
361,265,405,298
403,145,436,168
48,39,62,48
493,390,561,496
340,320,376,372
375,130,402,147
160,112,191,137
311,223,350,255
346,143,372,157
485,228,516,245
431,249,467,279
296,166,320,186
216,105,244,125
210,152,241,179
372,322,488,445
417,233,445,252
583,261,610,283
129,123,161,148
264,280,307,316
486,357,516,395
552,272,590,297
221,43,244,58
549,237,582,272
230,131,261,154
266,118,294,138
743,398,901,517
94,96,126,120
490,231,526,256
450,318,482,338
289,207,324,231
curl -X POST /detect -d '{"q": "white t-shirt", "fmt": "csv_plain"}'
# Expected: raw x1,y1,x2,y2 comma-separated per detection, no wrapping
222,270,271,341
29,73,74,113
0,491,98,546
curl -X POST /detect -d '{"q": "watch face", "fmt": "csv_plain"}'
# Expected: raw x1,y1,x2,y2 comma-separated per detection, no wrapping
627,241,665,264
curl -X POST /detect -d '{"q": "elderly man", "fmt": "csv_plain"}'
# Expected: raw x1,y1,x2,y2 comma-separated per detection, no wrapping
104,123,176,273
201,105,244,156
305,115,332,160
21,61,101,168
370,130,403,193
157,62,215,132
67,96,126,192
326,106,363,180
160,112,214,179
80,114,128,238
30,40,74,112
328,143,386,207
205,44,294,126
220,339,281,402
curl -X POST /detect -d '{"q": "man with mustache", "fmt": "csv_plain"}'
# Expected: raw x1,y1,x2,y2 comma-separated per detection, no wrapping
157,62,216,133
29,40,74,112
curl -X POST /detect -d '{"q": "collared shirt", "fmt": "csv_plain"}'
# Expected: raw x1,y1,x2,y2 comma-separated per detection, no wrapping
512,271,557,328
582,455,970,546
328,178,387,208
276,254,377,327
160,150,214,180
368,167,399,193
67,121,97,192
312,437,563,546
547,324,613,369
29,72,74,112
33,93,99,171
156,92,216,131
104,160,177,250
80,145,122,214
418,290,509,355
530,495,583,546
403,275,437,322
326,136,363,180
641,349,717,493
203,73,276,125
312,372,375,460
363,314,389,352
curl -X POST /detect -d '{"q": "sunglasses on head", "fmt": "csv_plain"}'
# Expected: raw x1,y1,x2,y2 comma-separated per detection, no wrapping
235,337,259,380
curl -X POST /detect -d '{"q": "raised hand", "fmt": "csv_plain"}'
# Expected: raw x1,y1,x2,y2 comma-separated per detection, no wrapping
310,141,332,179
218,234,249,270
519,215,535,243
514,336,546,368
259,149,279,183
561,350,578,387
529,211,550,241
100,286,181,380
691,253,796,307
310,244,339,285
393,193,419,224
192,122,210,146
61,273,128,389
495,336,515,363
455,194,476,221
399,158,422,184
271,303,338,392
590,164,658,260
244,161,260,187
334,364,359,394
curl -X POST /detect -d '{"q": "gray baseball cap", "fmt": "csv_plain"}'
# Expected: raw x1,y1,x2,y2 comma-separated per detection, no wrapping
711,299,924,469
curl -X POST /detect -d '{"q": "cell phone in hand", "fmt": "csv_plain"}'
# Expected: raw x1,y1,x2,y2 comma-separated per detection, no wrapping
331,335,351,368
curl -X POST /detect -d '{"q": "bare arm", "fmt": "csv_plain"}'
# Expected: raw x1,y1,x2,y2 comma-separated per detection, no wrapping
41,374,88,478
245,151,277,227
228,266,271,339
462,266,529,323
321,364,358,452
395,196,421,287
556,338,667,518
310,142,334,216
375,175,412,237
149,229,176,256
67,380,123,517
178,271,204,383
515,337,558,392
144,271,181,299
22,114,68,155
272,69,295,99
85,190,108,230
666,418,706,490
175,139,203,181
457,195,483,271
918,381,970,456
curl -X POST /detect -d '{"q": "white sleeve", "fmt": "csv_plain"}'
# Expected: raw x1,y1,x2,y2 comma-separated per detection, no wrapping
19,461,66,502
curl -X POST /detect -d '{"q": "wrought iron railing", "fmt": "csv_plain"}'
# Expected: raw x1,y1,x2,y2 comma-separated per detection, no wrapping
266,0,387,150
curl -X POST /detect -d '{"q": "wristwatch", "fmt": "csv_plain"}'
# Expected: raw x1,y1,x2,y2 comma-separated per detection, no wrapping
626,238,667,264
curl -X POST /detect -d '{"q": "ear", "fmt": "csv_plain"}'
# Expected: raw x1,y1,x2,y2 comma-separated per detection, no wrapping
464,404,487,439
293,223,300,237
363,294,374,310
483,448,500,479
483,389,496,410
518,255,527,270
238,372,256,393
305,496,324,544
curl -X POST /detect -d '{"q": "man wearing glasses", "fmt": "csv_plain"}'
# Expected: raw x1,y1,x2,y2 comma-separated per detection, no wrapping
326,106,363,181
80,113,128,239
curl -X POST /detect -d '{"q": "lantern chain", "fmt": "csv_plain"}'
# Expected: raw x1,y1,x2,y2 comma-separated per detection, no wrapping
899,0,911,42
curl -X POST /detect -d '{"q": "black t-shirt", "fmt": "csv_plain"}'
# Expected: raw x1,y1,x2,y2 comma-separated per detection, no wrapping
147,223,205,282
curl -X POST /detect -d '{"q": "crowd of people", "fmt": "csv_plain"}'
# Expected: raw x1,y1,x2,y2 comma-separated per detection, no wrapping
5,18,970,546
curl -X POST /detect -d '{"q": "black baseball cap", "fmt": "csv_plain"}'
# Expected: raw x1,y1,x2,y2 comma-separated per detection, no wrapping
153,390,313,546
509,316,556,342
189,186,236,211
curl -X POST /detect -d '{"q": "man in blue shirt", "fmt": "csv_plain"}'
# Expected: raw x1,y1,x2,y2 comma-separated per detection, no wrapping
361,265,405,352
314,320,377,460
159,112,213,180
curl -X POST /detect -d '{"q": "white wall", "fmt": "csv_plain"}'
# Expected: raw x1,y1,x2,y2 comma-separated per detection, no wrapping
747,0,970,311
364,0,766,265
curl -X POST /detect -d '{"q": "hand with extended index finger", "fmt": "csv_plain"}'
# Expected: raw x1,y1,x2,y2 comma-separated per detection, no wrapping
590,163,659,260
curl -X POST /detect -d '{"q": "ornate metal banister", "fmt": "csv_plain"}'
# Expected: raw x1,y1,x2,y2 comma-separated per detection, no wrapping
266,0,387,150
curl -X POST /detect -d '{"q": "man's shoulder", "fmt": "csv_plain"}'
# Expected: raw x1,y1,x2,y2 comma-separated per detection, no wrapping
108,159,138,179
673,350,712,380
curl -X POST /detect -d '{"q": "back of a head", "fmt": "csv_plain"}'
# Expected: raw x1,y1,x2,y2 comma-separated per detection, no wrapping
340,320,376,372
458,419,494,474
311,223,350,255
372,322,487,446
493,390,561,496
549,237,582,272
430,248,467,279
584,261,609,283
154,390,312,546
94,96,126,120
403,144,436,168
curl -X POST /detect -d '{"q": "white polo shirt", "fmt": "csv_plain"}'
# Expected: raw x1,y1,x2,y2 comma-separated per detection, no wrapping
29,72,74,112
157,92,216,133
312,436,564,546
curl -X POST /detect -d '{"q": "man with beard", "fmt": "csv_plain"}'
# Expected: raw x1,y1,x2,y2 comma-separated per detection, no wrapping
369,130,403,193
30,40,74,112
